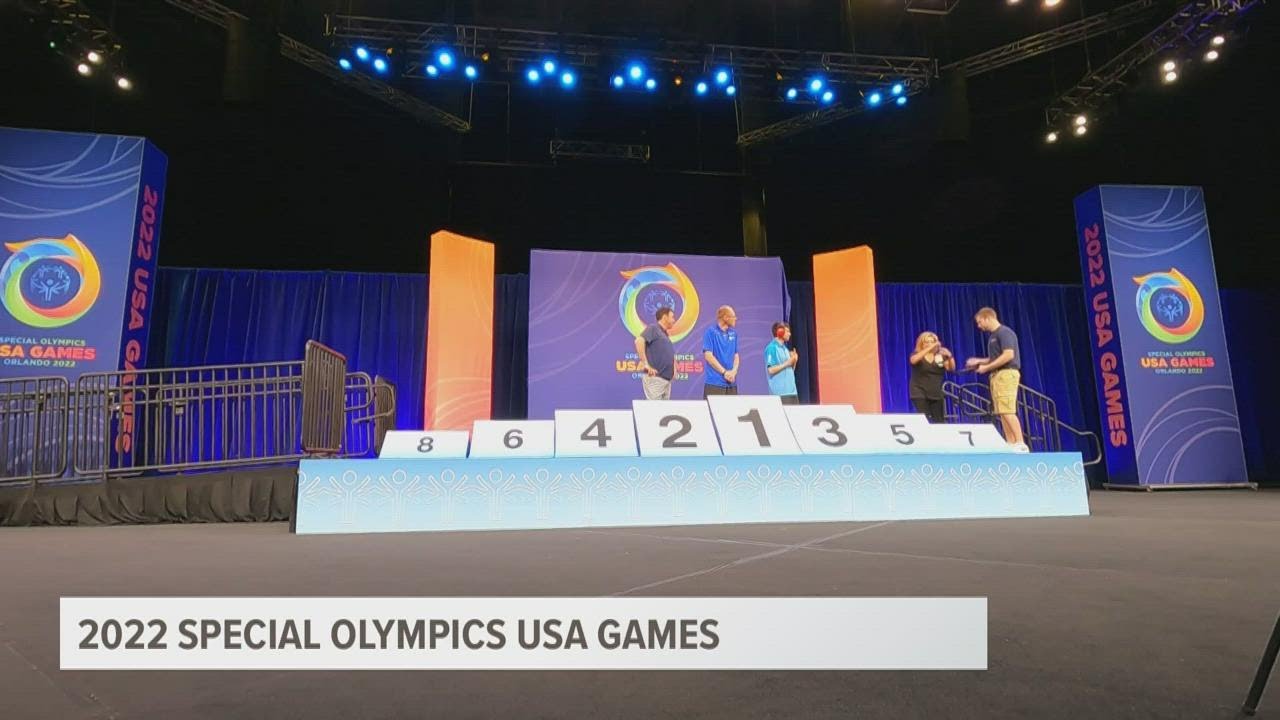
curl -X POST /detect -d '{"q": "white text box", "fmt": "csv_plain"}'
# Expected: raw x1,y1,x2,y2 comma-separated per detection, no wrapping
782,404,860,454
554,410,639,457
469,420,556,458
706,395,800,456
379,430,470,459
632,400,722,457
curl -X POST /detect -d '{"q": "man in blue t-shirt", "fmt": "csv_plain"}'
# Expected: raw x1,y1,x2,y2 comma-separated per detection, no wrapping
764,321,799,404
701,305,740,397
635,307,677,400
965,306,1027,451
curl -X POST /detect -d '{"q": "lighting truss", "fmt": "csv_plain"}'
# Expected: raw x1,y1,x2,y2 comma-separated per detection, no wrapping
162,0,470,132
549,140,650,163
38,0,125,58
326,15,937,94
735,102,870,147
946,0,1163,77
1045,0,1258,127
905,0,963,15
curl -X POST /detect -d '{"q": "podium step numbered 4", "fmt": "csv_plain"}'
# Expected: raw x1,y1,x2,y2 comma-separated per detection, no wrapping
380,396,1016,460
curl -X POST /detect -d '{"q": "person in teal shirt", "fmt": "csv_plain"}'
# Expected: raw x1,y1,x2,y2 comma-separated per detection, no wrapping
765,322,799,404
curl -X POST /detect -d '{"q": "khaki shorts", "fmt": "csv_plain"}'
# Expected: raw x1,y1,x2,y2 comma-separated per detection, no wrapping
990,369,1021,415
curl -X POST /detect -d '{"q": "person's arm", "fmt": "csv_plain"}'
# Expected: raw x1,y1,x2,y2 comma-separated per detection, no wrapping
766,347,790,377
634,335,657,376
978,349,1014,374
703,350,727,375
724,352,741,383
942,351,957,372
909,347,930,365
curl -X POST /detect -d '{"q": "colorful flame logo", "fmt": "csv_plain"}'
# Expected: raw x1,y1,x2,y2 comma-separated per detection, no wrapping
618,262,700,342
1133,267,1204,344
0,234,102,328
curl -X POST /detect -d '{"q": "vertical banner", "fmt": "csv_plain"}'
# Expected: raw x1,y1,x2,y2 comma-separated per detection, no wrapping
0,127,167,379
1074,186,1247,487
812,246,881,412
527,250,790,418
424,231,494,430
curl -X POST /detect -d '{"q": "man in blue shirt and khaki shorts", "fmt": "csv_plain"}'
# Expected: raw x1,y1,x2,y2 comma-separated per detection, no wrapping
966,307,1029,452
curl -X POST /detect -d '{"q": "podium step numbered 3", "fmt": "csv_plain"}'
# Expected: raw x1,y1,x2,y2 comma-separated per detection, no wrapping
380,396,1018,460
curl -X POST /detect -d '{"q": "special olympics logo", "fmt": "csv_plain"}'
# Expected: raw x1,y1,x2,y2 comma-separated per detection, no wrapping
618,262,700,342
1133,267,1204,344
0,234,102,328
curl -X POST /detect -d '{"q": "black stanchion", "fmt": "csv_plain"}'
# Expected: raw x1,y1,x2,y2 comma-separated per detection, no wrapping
1243,611,1280,716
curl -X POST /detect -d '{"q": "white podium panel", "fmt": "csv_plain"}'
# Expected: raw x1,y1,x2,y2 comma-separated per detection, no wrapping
378,430,470,459
924,423,1011,452
632,400,723,457
469,420,556,459
554,410,639,458
782,404,860,455
705,395,800,455
841,414,936,453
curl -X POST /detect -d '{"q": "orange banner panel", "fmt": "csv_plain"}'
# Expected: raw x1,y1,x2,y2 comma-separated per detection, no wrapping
424,231,494,430
812,246,882,412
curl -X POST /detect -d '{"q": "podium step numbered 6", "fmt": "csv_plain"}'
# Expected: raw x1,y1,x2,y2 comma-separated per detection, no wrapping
378,397,1021,459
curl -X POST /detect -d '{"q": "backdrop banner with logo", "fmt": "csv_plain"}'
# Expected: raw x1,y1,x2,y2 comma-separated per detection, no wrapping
1074,185,1247,487
527,249,790,418
0,127,167,380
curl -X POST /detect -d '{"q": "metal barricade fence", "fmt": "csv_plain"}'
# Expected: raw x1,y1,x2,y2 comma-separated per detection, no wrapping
1,376,71,486
372,376,396,456
302,341,346,456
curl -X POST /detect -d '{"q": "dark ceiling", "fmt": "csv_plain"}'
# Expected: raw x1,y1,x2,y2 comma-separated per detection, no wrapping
0,0,1275,286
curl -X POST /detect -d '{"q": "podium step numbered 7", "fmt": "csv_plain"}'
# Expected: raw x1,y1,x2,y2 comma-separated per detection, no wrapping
379,396,1019,460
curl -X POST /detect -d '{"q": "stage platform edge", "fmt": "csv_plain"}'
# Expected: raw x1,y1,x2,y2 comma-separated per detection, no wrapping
294,452,1090,535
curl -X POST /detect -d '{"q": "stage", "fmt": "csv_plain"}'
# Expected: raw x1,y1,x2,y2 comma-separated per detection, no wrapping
2,490,1275,719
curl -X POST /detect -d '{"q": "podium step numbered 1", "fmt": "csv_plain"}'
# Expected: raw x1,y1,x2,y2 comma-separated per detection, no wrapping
379,396,1019,460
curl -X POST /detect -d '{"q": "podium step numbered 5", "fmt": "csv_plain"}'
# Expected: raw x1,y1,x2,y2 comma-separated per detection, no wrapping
378,397,1021,459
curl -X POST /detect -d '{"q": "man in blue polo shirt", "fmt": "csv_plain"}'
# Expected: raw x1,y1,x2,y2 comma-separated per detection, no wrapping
764,321,799,404
701,305,739,397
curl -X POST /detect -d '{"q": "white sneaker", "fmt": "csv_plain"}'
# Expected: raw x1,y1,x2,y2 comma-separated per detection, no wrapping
1013,443,1030,453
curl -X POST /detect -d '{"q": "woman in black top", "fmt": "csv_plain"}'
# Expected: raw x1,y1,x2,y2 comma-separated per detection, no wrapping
909,331,955,423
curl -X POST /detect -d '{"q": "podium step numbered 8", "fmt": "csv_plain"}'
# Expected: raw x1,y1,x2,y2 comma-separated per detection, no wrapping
378,396,1020,459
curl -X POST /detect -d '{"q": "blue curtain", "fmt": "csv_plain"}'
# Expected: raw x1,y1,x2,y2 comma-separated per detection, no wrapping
150,268,1276,483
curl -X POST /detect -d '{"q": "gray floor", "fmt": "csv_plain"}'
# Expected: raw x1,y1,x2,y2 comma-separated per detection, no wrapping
1,490,1278,720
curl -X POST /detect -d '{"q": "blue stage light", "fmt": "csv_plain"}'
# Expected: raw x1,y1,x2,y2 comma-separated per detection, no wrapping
355,46,370,62
628,64,644,81
891,82,904,96
785,87,798,100
560,70,576,87
543,60,556,74
821,90,834,104
715,69,730,85
437,50,454,68
338,58,352,71
867,91,882,107
725,85,736,96
527,68,541,84
464,65,478,80
695,81,709,95
809,78,824,93
612,75,625,88
426,64,439,77
645,77,657,91
372,57,389,74
895,95,907,106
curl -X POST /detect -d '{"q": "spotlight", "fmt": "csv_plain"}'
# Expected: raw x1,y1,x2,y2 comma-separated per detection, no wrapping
116,76,132,91
674,76,683,87
464,64,478,79
1161,60,1176,72
1043,0,1061,7
785,87,798,100
338,58,352,71
76,62,91,76
895,95,907,106
355,46,370,62
527,68,541,84
725,85,736,96
1007,0,1021,4
86,50,103,65
867,91,882,107
543,60,556,74
1046,131,1059,144
809,78,824,93
890,82,904,96
612,75,625,89
715,69,730,85
481,52,491,63
1074,124,1088,136
695,81,709,95
372,57,388,74
437,50,455,68
48,40,56,50
1204,49,1220,62
628,64,644,81
1074,114,1088,126
645,77,657,91
1163,70,1178,84
1211,35,1225,46
426,64,439,77
560,70,576,87
820,90,834,104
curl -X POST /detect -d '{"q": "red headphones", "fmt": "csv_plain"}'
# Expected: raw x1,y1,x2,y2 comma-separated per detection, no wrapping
775,325,788,339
